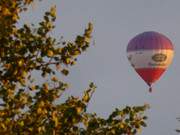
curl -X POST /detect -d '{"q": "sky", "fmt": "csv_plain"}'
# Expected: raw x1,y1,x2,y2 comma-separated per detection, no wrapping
20,0,180,134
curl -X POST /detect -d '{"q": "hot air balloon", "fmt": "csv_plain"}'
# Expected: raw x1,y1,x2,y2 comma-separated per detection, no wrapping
127,31,174,92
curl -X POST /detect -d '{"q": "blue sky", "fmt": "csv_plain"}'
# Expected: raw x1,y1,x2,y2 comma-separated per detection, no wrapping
20,0,180,134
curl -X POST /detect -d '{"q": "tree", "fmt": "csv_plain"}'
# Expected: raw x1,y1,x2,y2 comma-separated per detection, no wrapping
0,0,149,134
176,118,180,133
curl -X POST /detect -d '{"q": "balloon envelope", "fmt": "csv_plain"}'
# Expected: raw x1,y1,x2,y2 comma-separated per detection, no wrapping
127,31,174,86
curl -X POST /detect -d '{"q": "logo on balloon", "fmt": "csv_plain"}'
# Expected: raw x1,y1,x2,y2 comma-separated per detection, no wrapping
152,53,167,62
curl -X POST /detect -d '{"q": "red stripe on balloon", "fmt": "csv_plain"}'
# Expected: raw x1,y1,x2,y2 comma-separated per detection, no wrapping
135,68,166,85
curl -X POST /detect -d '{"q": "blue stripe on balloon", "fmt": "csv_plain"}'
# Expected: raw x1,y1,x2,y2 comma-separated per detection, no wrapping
127,31,173,52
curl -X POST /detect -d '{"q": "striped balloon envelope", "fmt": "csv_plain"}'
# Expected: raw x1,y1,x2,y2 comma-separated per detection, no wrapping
127,31,174,92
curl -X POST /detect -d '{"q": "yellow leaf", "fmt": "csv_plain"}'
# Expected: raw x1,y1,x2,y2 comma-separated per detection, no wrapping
43,83,49,90
37,108,42,114
20,79,26,86
13,70,18,75
30,85,36,91
58,48,62,53
19,121,24,127
47,50,54,57
39,101,45,107
12,14,19,21
51,76,58,82
52,111,58,127
119,123,124,129
44,109,48,114
76,107,82,114
65,58,71,64
38,127,41,132
0,123,6,130
18,59,24,66
71,61,76,65
50,6,56,17
0,112,5,116
22,71,27,77
84,37,91,43
2,8,11,16
82,93,89,102
73,50,80,56
29,127,33,131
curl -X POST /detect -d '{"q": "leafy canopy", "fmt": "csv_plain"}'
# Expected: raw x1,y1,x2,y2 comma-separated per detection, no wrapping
0,0,149,134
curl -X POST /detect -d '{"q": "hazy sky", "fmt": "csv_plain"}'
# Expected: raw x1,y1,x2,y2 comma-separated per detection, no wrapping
21,0,180,134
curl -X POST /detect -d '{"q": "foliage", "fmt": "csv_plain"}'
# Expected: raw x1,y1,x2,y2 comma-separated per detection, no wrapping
0,0,149,134
176,117,180,133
